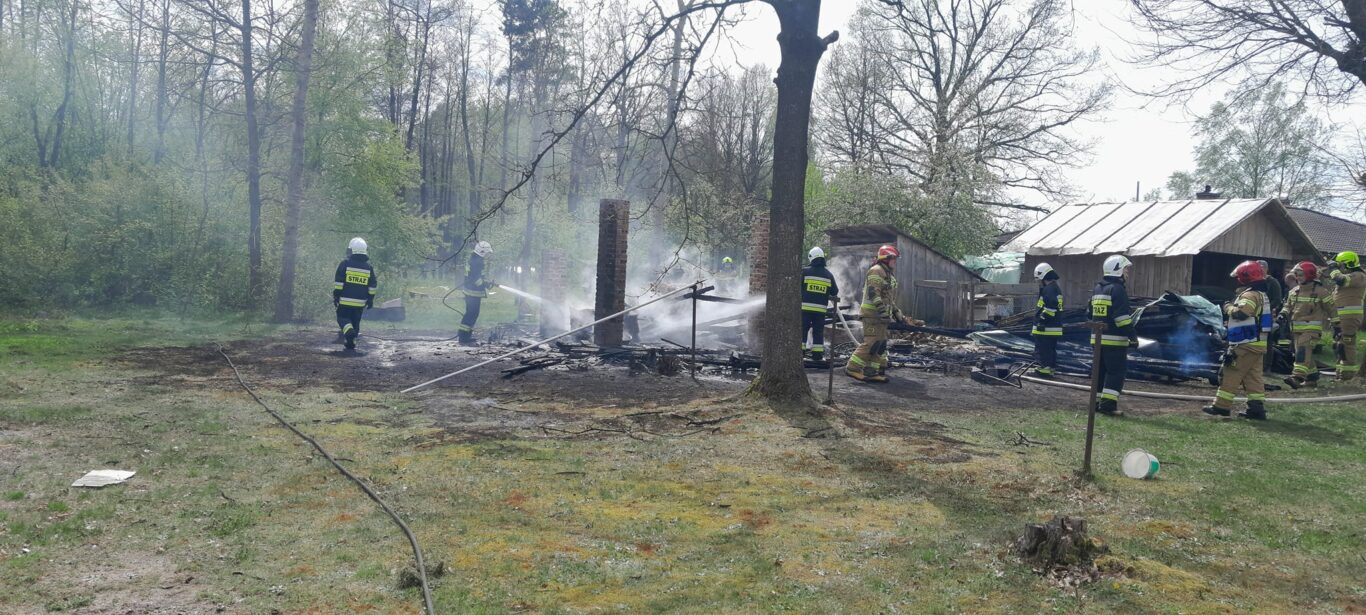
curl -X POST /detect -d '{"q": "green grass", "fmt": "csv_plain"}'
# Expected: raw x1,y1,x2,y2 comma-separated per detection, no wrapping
0,317,1362,614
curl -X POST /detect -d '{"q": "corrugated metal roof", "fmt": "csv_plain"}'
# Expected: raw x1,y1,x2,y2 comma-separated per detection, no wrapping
1003,198,1289,257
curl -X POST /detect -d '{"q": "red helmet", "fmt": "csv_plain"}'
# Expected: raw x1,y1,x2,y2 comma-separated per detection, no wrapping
1292,261,1318,282
1231,260,1266,285
877,244,900,261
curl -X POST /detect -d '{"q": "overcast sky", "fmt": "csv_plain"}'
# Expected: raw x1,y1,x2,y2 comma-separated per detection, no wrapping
476,0,1364,219
718,1,1364,216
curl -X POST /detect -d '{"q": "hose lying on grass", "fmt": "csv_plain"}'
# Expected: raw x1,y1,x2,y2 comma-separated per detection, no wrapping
216,344,436,615
1020,374,1366,404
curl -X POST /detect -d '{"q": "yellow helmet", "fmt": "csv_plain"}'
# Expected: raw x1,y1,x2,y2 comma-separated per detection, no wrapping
1336,251,1360,269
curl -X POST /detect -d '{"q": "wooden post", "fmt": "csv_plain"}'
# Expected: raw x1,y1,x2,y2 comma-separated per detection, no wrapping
690,283,698,380
1081,321,1106,480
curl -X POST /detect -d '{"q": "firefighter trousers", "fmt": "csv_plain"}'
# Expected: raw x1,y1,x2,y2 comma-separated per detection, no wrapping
1336,314,1361,379
1094,346,1128,407
1214,345,1265,410
802,312,827,360
1033,333,1059,375
458,294,482,342
848,317,889,377
1292,331,1321,378
336,305,364,345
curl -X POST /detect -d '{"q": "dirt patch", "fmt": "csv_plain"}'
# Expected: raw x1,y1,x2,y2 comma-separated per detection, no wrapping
111,330,1193,449
6,553,224,615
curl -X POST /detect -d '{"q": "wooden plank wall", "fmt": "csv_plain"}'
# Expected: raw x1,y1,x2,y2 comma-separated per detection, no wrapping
1203,210,1301,260
830,241,978,327
1021,254,1192,305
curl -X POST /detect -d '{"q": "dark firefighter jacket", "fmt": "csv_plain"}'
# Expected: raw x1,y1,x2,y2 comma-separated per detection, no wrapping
1033,278,1063,336
333,254,377,308
463,254,492,298
801,258,839,313
1089,276,1136,347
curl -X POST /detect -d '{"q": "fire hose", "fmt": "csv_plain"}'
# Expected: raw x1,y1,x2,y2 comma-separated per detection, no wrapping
402,283,701,393
1019,374,1366,404
217,345,437,614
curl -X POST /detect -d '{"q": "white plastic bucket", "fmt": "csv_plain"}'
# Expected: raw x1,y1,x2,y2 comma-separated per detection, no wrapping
1122,449,1160,479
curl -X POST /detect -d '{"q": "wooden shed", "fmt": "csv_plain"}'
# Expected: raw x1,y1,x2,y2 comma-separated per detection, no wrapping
1002,198,1322,304
826,225,986,327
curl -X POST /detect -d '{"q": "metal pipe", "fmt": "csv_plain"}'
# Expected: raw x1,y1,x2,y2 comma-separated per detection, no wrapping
401,283,700,393
1021,374,1366,404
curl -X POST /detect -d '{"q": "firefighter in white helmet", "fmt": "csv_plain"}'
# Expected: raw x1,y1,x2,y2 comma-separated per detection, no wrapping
458,241,494,346
333,237,378,351
1088,255,1136,415
800,247,839,363
1032,262,1063,377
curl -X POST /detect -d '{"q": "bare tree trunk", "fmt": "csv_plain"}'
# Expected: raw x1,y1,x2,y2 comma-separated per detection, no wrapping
404,4,431,152
48,0,77,168
499,42,514,192
752,0,832,404
458,16,480,245
126,0,144,156
30,105,47,167
153,0,168,164
242,0,265,302
272,0,318,321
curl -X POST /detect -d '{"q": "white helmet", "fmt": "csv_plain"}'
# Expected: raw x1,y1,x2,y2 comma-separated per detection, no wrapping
1033,262,1054,280
808,246,825,261
1102,254,1132,277
473,240,493,258
348,237,368,255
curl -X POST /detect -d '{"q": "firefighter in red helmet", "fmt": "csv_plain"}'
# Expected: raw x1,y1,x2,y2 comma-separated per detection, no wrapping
1203,261,1272,419
1279,261,1333,389
847,244,922,382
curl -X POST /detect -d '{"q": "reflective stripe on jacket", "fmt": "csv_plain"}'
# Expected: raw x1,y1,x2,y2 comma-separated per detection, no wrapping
334,255,377,308
1089,276,1134,346
1033,280,1064,336
800,261,839,313
860,262,901,321
1226,288,1270,348
1329,269,1365,317
1281,281,1332,332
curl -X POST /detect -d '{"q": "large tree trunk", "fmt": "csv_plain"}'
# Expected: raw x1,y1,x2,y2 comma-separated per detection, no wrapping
752,0,831,404
272,0,318,322
242,0,264,302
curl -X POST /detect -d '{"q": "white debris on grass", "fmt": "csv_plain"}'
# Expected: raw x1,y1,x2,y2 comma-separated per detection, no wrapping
71,469,136,488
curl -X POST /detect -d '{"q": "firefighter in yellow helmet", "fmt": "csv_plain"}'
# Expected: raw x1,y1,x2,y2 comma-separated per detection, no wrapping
846,245,922,382
1326,250,1365,381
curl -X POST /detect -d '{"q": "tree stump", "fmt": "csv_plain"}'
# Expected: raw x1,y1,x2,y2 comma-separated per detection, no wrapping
1016,515,1105,570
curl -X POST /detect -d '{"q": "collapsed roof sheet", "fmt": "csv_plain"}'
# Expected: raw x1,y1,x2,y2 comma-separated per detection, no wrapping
1003,198,1276,257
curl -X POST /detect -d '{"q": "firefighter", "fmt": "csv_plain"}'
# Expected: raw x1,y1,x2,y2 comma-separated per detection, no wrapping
1031,262,1063,378
1089,255,1137,416
1203,261,1272,419
1326,250,1365,381
333,237,377,351
1258,260,1282,376
715,256,740,295
457,241,494,346
801,247,839,363
1279,261,1333,389
847,245,922,382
